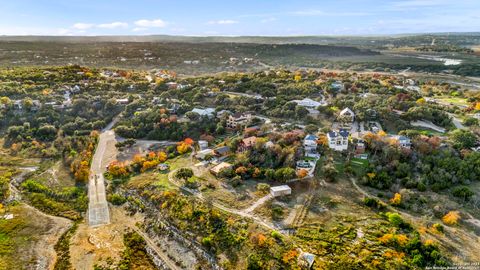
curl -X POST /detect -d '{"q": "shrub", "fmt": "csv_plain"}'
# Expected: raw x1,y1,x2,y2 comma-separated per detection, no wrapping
442,211,460,226
108,194,127,205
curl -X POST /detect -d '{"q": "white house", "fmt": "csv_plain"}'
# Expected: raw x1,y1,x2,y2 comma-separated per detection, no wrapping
327,129,349,151
303,134,318,149
198,140,209,150
227,112,252,129
292,98,323,109
390,135,411,149
191,108,215,118
196,149,214,160
270,185,292,197
115,98,129,105
339,108,355,122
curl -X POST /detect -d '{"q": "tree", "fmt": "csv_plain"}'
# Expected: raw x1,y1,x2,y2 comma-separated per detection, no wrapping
157,151,167,162
305,124,318,134
297,169,308,178
452,186,474,201
389,193,402,206
175,168,194,181
449,129,476,149
442,211,460,226
177,142,190,154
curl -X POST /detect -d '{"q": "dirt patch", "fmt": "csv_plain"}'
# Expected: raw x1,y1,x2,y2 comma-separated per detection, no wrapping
69,206,143,269
0,203,72,270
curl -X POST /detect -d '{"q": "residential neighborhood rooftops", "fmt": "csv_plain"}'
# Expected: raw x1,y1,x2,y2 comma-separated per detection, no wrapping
304,134,318,141
328,129,349,138
292,98,324,108
210,162,233,175
214,146,231,155
191,108,215,117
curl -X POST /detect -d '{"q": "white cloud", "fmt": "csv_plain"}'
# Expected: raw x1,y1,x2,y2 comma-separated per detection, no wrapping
207,20,238,25
97,22,128,29
134,19,167,28
291,10,370,16
132,27,147,32
260,17,277,23
72,23,94,30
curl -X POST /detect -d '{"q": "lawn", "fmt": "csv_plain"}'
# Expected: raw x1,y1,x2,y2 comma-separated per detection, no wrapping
434,96,469,107
350,158,369,176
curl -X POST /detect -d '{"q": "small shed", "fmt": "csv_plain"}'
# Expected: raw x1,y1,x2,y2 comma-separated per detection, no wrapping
198,140,209,150
270,185,292,197
195,149,214,160
210,162,233,176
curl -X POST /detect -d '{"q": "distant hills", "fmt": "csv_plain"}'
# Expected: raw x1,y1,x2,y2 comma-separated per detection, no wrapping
0,33,479,47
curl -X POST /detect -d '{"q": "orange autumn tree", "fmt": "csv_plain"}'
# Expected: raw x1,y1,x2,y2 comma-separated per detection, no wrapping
183,137,194,145
297,169,309,178
108,161,129,177
177,142,190,154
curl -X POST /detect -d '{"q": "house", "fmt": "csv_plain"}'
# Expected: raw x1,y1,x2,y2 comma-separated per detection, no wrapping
191,108,215,118
327,129,349,151
196,149,214,160
303,134,319,158
166,82,178,89
198,140,209,150
227,112,252,129
244,126,260,137
115,98,129,105
13,100,22,110
210,162,233,176
298,252,316,269
216,109,232,118
339,108,355,122
270,185,292,197
157,163,169,171
291,98,323,109
390,135,411,149
214,146,231,157
331,81,344,91
355,141,366,154
238,136,257,152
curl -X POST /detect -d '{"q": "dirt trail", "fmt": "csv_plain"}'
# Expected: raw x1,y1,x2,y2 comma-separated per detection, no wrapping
8,203,72,270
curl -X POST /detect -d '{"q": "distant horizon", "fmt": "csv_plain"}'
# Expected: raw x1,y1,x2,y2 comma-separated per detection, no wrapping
1,31,479,38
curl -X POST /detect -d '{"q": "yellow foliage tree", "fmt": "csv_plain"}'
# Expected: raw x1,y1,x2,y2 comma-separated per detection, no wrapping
475,102,480,111
177,142,189,154
389,193,402,206
442,211,460,226
416,98,426,105
294,74,302,82
157,151,167,162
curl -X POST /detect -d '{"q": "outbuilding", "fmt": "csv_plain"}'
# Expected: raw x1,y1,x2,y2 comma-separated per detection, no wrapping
270,185,292,197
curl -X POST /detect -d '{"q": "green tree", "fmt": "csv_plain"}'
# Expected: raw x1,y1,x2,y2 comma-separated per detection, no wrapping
175,168,194,181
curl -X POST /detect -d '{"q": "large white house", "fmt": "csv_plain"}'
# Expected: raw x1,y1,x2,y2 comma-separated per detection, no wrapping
191,108,215,118
327,129,349,151
292,98,323,108
227,112,252,129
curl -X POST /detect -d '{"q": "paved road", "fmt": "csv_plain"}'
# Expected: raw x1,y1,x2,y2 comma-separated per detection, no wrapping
87,130,114,227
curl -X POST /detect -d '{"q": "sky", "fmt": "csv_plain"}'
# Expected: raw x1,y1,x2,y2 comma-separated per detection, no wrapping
0,0,479,36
